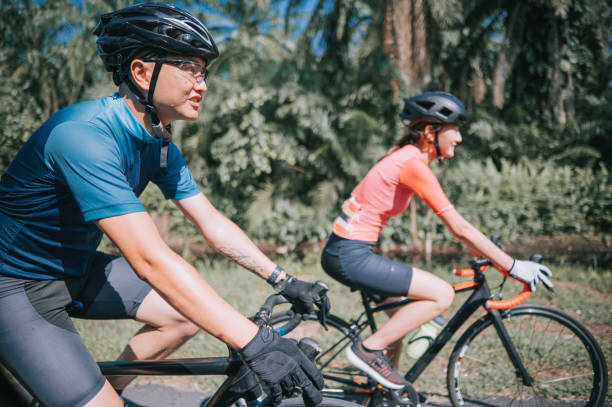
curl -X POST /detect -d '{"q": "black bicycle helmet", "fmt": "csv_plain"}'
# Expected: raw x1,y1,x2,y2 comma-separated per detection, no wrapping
400,91,467,127
94,2,219,85
93,3,219,173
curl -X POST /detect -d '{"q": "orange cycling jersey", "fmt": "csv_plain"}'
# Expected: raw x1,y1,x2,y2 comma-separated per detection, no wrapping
332,144,453,242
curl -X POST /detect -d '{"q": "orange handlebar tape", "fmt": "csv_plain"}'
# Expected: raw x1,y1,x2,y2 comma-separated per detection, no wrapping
486,286,531,309
453,280,478,292
454,268,475,277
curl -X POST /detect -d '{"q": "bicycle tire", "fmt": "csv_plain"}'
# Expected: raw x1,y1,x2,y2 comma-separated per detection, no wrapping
447,304,608,407
280,396,363,406
270,312,364,384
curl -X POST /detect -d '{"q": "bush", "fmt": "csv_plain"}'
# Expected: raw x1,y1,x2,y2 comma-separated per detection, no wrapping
141,150,610,253
380,159,610,249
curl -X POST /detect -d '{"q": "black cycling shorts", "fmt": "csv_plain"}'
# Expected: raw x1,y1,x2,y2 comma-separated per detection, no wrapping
0,252,152,407
321,233,413,299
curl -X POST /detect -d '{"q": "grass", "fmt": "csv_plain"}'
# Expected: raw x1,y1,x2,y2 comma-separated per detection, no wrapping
74,251,611,398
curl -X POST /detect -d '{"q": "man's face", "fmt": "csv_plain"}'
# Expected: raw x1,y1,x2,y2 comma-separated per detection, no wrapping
141,55,208,124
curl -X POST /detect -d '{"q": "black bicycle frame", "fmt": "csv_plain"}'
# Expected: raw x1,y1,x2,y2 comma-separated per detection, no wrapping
404,271,532,384
99,355,265,406
99,356,235,376
403,272,491,382
325,270,533,388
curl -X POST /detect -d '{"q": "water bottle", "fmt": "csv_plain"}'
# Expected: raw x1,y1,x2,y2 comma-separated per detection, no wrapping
406,315,445,359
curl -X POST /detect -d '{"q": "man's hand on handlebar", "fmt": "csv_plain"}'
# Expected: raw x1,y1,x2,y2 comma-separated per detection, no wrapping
240,325,324,407
273,276,331,329
509,259,554,293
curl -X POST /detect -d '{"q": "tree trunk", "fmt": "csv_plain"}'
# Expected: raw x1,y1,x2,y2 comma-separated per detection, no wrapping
383,0,429,88
409,199,422,250
549,11,574,124
424,210,432,264
472,58,486,104
492,3,524,109
383,0,399,94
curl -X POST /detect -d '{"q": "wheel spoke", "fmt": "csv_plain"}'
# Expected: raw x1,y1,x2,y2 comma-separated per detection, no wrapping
447,306,606,407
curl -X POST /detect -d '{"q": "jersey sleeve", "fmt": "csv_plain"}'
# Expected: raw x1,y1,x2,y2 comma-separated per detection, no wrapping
45,122,145,222
149,142,200,200
398,158,453,215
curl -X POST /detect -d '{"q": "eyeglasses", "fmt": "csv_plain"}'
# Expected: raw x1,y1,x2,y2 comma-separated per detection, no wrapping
143,58,209,83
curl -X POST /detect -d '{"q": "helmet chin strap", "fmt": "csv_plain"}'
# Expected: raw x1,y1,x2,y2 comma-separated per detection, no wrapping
434,134,444,162
127,57,172,174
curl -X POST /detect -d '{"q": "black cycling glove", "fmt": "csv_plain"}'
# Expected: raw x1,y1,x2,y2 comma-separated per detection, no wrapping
275,275,331,328
240,325,324,407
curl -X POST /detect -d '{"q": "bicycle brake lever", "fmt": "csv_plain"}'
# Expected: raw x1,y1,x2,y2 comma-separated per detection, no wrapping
311,281,329,331
543,279,556,294
317,308,329,331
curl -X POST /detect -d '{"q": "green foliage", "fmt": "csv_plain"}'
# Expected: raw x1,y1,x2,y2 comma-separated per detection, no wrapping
372,159,611,250
197,73,389,247
165,0,611,250
442,160,602,240
440,0,611,167
0,0,111,172
1,0,610,253
583,165,612,243
187,2,400,248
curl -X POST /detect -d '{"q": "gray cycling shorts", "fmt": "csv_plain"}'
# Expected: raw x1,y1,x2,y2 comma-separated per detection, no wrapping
321,233,413,299
0,252,152,407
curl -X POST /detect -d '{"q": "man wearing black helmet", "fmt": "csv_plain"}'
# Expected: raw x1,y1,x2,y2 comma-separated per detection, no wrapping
320,91,553,390
0,3,326,406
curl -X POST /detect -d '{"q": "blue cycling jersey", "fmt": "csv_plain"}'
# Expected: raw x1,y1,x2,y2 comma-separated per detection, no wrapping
0,94,200,279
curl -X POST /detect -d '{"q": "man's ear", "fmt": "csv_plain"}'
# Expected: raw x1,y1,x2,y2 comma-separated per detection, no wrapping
129,59,151,93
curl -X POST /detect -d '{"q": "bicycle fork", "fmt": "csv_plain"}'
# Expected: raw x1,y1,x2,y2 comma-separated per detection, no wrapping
489,309,534,386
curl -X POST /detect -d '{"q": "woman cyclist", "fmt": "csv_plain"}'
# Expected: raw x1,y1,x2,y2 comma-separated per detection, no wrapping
320,91,553,390
0,4,326,406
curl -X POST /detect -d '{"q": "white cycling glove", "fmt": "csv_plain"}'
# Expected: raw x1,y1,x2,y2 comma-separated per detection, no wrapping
509,260,554,292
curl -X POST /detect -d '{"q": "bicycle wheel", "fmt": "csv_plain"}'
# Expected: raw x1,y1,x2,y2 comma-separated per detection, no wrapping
270,311,365,384
447,304,608,407
280,396,363,406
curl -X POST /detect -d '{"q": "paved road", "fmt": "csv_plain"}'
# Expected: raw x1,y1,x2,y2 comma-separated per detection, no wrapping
123,384,209,407
122,384,453,407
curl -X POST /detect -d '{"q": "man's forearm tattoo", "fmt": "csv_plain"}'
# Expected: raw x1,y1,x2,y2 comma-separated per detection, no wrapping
218,246,265,276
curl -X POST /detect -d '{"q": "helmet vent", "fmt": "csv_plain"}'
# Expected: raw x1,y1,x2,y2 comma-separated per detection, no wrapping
417,101,435,110
439,107,453,117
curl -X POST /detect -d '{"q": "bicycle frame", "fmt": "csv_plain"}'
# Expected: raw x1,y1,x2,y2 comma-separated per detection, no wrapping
2,352,258,407
321,262,534,390
99,356,237,377
97,291,322,407
100,353,263,406
405,270,531,384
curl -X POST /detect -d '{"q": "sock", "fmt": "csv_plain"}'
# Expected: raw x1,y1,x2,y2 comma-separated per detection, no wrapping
362,343,383,353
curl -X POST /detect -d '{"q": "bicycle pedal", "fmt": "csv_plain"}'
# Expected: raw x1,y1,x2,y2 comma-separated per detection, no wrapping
370,383,419,407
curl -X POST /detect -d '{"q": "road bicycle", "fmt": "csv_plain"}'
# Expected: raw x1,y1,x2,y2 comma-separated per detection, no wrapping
0,290,360,407
270,240,609,407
